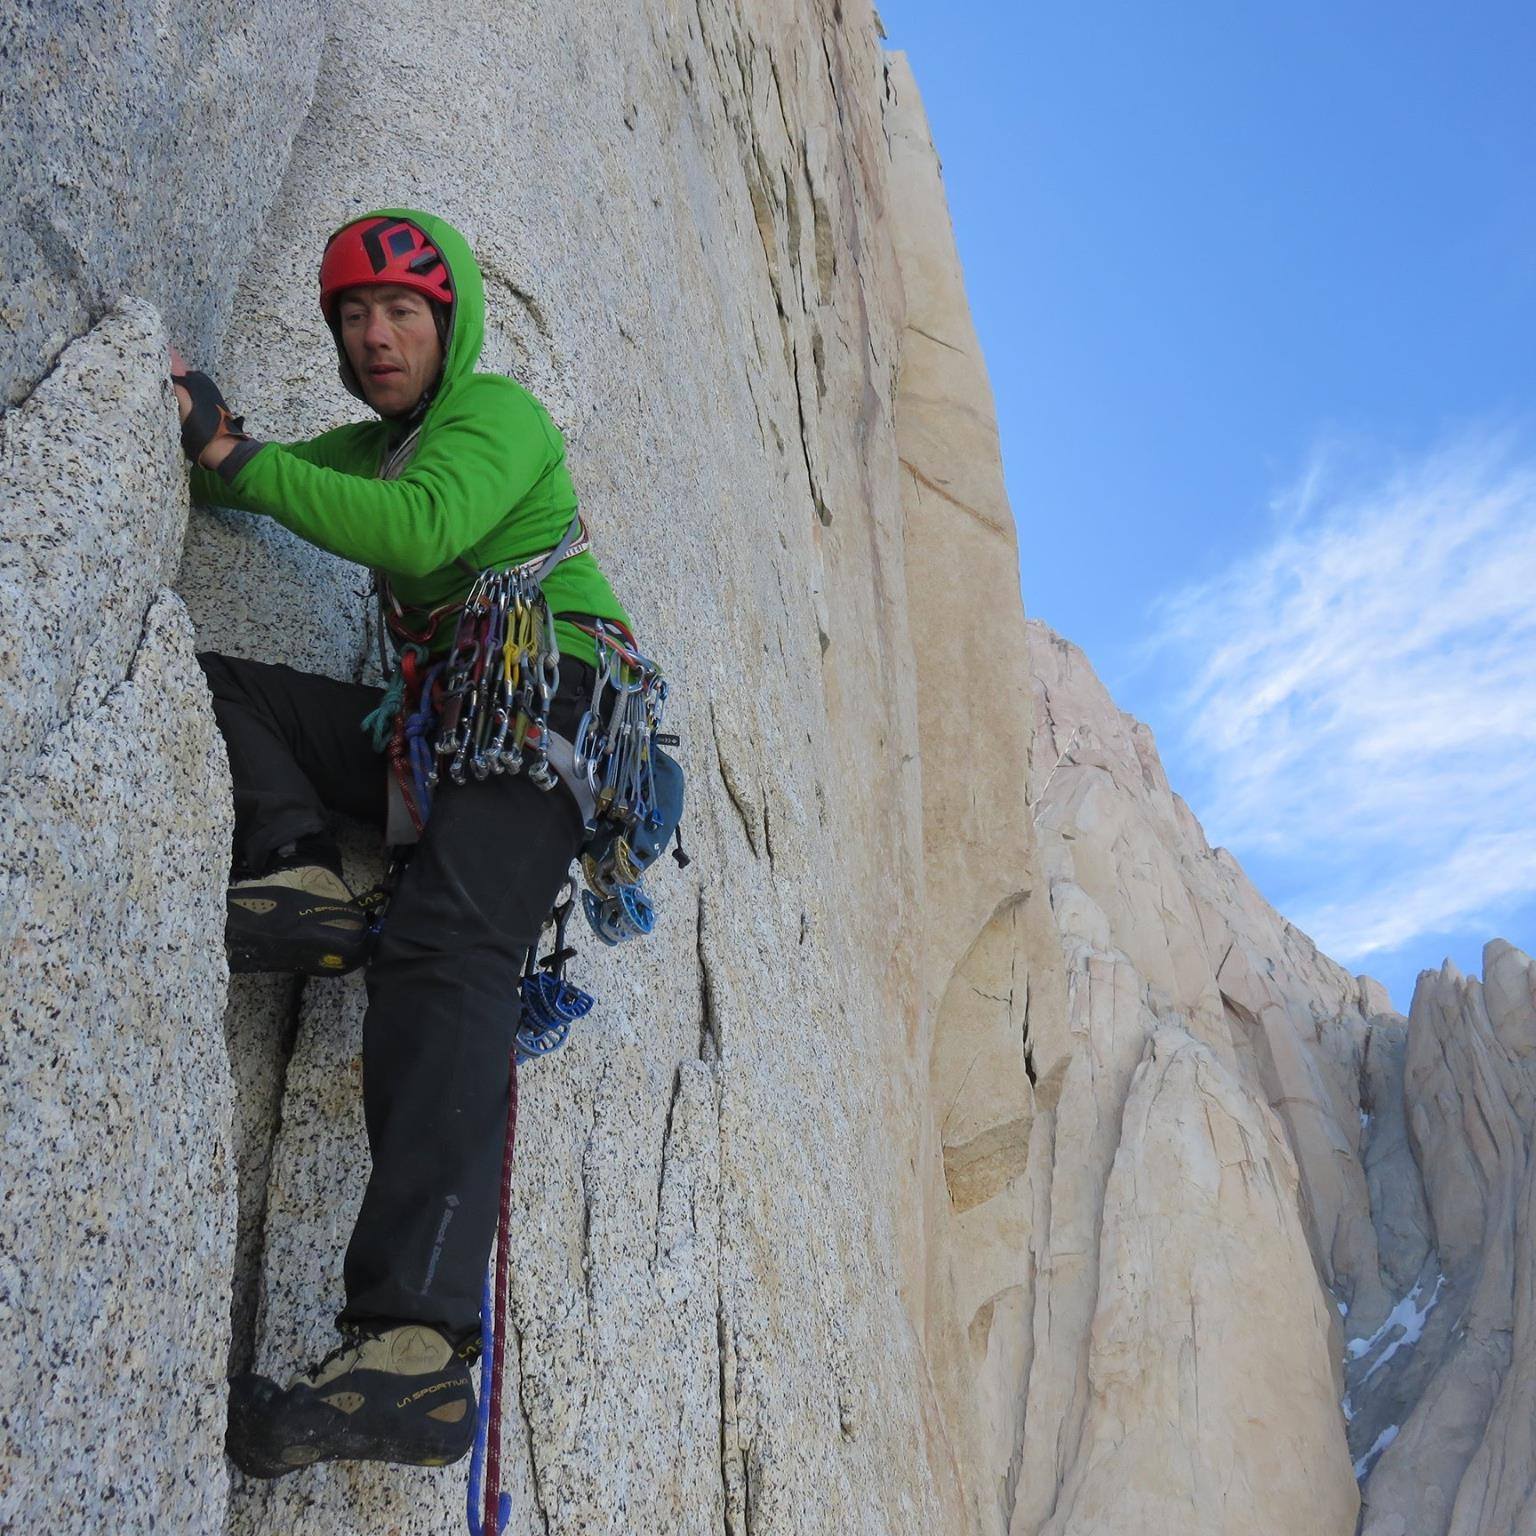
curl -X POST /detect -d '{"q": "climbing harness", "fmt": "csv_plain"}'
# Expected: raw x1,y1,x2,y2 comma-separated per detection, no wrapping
364,515,687,1015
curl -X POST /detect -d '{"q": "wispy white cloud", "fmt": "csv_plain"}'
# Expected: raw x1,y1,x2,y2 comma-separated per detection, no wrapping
1150,432,1536,962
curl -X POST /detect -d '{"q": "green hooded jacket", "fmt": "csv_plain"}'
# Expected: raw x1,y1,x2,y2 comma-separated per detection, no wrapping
188,208,631,670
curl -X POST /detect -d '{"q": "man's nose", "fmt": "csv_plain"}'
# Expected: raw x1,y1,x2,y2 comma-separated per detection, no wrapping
362,310,393,350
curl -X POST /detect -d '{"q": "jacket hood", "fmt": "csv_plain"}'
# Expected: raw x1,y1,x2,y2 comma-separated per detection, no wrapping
325,207,486,422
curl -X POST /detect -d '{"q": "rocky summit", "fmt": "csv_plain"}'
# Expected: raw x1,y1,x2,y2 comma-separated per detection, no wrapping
2,4,1531,1534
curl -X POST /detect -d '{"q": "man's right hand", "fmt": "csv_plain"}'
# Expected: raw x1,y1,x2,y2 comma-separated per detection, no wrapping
169,346,247,471
170,344,198,431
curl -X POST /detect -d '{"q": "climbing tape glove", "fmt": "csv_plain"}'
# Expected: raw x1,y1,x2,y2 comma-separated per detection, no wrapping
171,369,250,465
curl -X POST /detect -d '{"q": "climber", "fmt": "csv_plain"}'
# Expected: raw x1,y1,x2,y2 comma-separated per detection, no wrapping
173,210,634,1479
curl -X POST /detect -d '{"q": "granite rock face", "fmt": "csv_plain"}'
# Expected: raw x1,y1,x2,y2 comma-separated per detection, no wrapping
198,3,958,1534
886,49,1067,1535
0,0,324,407
2,302,196,788
0,308,235,1530
1017,622,1536,1535
5,3,1534,1535
994,624,1368,1536
1354,942,1536,1536
1042,1028,1357,1536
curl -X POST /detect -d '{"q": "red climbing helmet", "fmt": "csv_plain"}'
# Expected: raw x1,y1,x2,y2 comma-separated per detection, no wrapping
318,215,453,321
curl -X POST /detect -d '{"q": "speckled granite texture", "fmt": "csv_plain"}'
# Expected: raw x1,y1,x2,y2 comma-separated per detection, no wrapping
1,301,193,786
9,5,1472,1535
0,0,324,407
0,312,234,1530
202,2,953,1532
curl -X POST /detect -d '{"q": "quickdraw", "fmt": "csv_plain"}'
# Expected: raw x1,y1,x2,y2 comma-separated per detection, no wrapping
432,565,563,793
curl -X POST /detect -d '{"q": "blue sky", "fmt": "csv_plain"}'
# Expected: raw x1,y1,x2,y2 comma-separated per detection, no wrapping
878,1,1536,1008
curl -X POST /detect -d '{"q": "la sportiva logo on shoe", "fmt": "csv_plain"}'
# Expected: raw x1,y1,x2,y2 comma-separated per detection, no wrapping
396,1379,455,1409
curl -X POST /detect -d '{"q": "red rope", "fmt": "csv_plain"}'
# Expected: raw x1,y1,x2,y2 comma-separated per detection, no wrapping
483,1052,519,1536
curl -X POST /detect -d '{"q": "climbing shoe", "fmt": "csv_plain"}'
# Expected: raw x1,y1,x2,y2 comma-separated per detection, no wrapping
226,1323,476,1479
225,846,369,977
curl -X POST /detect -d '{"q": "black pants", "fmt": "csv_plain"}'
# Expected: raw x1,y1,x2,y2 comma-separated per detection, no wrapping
199,651,590,1338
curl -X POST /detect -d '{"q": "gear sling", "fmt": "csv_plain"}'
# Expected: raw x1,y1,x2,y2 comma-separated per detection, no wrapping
365,504,687,1048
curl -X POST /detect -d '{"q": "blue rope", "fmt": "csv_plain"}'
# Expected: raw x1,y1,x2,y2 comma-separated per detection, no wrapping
466,1267,512,1536
467,978,591,1532
405,660,445,817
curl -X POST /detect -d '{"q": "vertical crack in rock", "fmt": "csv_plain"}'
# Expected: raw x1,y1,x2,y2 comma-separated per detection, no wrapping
819,29,843,129
511,1314,552,1536
717,1295,749,1536
745,155,781,301
696,887,721,1062
226,975,305,1375
787,334,831,525
760,790,776,868
781,163,803,272
710,704,759,856
654,1065,685,1263
579,1118,597,1302
1022,975,1037,1087
728,31,751,104
1357,1030,1377,1128
1215,938,1237,985
767,56,795,149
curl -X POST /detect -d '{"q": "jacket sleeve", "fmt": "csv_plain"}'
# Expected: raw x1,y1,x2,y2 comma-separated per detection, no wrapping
199,377,558,577
186,423,369,510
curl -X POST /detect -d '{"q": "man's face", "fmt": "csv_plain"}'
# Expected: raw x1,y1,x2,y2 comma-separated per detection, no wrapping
336,285,444,417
